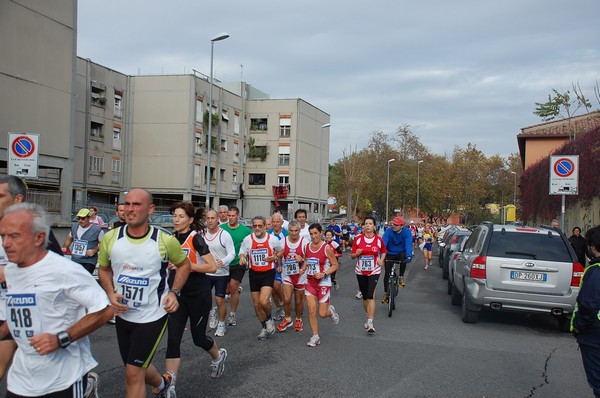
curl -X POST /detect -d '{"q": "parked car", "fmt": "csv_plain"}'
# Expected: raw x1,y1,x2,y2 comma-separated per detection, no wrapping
441,228,471,279
447,237,469,295
450,222,584,331
150,213,174,231
437,225,459,266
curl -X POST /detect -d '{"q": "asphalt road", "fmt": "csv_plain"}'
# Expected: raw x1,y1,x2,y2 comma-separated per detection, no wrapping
1,247,593,397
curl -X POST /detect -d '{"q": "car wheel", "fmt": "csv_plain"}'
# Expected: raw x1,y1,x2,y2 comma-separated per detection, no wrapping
461,290,479,323
450,281,462,306
557,314,571,333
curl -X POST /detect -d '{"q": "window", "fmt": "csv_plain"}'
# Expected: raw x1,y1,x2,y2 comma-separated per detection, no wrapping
89,156,104,173
222,110,229,122
278,146,290,166
113,128,121,150
194,164,202,186
250,118,268,131
111,159,121,183
233,142,239,163
233,173,238,183
249,173,266,186
205,166,216,182
195,99,203,123
221,139,227,152
280,117,291,137
278,175,289,185
114,95,122,118
250,145,267,160
91,84,106,106
234,113,240,135
90,122,103,139
195,133,202,155
220,169,226,181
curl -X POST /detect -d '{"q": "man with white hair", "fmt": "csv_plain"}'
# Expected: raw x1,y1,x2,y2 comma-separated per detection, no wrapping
218,205,229,224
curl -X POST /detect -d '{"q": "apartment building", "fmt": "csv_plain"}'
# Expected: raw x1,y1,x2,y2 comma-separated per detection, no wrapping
0,0,331,222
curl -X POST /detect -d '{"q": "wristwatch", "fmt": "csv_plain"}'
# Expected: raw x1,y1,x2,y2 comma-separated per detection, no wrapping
57,331,72,348
169,288,181,297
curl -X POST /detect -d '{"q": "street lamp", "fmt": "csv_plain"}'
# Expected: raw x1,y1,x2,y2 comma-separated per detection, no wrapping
317,123,331,223
416,160,424,221
386,158,396,223
205,32,230,210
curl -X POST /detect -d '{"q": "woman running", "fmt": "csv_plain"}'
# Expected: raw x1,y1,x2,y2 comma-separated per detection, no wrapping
351,216,386,333
422,223,434,269
164,202,227,396
304,223,340,347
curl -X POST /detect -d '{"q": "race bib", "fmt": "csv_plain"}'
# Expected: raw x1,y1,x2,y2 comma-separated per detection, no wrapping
116,274,150,308
251,248,268,267
282,258,299,275
72,239,88,256
6,293,42,343
306,258,320,275
359,256,375,271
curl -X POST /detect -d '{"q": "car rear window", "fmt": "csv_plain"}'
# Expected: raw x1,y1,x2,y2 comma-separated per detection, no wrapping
487,231,572,262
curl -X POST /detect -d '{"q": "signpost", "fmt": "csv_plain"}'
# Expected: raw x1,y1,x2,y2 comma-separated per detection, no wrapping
549,155,578,229
8,133,39,178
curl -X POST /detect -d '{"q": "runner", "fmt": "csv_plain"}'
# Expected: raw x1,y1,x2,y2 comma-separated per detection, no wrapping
382,216,413,300
276,221,308,332
62,208,104,274
0,203,112,398
304,223,340,347
163,203,227,396
238,216,284,340
351,216,386,333
217,205,229,224
324,229,342,291
422,223,435,270
268,212,288,321
294,209,311,240
204,209,235,337
98,188,191,397
221,206,252,327
340,220,352,252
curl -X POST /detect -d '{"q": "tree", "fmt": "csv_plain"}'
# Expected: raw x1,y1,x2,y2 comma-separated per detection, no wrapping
534,84,594,139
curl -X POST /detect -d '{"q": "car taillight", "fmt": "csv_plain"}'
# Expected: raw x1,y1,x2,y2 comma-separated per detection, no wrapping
571,262,585,287
470,256,487,279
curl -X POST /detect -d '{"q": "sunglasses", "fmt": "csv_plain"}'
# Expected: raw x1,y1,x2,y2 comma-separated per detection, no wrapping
252,224,264,228
77,216,88,220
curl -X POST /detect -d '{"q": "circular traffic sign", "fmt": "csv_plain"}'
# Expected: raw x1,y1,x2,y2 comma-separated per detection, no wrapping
11,136,36,158
553,157,575,177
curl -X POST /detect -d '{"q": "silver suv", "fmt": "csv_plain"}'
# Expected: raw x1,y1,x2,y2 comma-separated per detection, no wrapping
450,222,584,331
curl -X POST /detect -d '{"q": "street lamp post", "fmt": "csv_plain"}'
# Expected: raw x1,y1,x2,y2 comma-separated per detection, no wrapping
205,32,230,210
510,171,517,206
317,123,331,223
386,158,396,224
416,160,424,221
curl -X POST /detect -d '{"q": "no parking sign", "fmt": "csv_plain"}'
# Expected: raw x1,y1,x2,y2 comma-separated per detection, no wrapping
549,155,578,195
8,133,39,178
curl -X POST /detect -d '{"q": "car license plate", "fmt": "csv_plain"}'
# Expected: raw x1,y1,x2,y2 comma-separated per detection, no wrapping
510,271,547,282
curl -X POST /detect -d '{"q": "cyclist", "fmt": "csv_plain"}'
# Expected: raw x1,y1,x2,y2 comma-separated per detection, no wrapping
351,216,386,333
381,216,413,303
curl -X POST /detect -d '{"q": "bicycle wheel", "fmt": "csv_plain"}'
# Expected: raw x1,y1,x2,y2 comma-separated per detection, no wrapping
388,274,396,317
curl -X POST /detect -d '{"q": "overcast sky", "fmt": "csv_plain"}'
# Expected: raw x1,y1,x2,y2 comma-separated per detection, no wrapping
77,0,599,163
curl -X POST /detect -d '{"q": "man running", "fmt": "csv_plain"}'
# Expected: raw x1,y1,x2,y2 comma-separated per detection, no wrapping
294,209,311,240
276,221,308,332
98,188,191,397
217,205,229,225
341,220,352,252
221,206,252,327
111,203,126,229
62,208,104,275
381,216,413,302
326,218,342,245
204,209,235,337
0,203,112,397
268,212,288,321
238,216,284,340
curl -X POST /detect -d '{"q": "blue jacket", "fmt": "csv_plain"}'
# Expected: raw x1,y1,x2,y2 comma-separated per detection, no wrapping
382,226,413,257
573,259,600,347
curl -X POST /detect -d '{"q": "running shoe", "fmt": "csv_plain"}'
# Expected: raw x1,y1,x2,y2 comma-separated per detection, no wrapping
307,335,321,347
277,318,293,332
294,318,303,332
167,384,177,398
84,372,99,398
238,286,243,293
329,305,339,324
257,328,269,341
151,371,174,397
227,313,237,326
366,320,375,333
209,307,218,330
108,316,116,325
334,280,340,291
210,348,228,378
273,307,285,321
215,323,226,337
381,293,388,304
400,277,406,287
355,291,363,300
225,294,231,301
266,318,275,336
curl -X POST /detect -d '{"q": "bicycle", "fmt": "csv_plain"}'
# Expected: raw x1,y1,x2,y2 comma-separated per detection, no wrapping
387,261,400,317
